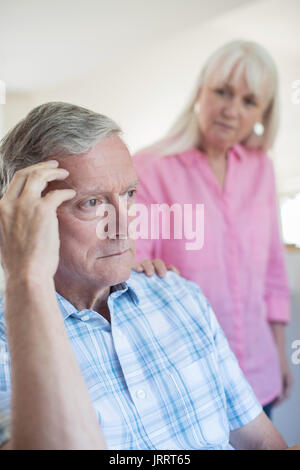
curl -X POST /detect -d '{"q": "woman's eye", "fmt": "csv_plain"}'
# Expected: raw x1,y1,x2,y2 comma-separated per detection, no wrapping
244,97,257,106
216,88,227,96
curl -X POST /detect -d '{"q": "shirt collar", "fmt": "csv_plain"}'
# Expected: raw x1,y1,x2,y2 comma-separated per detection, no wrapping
176,144,245,166
56,276,140,322
228,143,245,161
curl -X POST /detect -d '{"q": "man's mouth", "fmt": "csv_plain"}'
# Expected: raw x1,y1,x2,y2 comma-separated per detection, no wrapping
98,248,130,259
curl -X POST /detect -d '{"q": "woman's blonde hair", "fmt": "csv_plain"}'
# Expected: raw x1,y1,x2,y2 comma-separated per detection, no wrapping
140,40,279,157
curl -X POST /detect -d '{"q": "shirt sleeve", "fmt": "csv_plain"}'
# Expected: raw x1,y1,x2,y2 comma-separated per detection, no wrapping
0,318,11,448
182,278,263,431
207,304,263,430
264,160,290,324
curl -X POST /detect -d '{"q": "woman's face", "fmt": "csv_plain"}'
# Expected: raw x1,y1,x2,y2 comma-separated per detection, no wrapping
195,68,269,152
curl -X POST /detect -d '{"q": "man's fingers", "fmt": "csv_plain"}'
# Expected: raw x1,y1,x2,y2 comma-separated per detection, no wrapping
43,188,76,209
21,167,70,199
4,160,59,201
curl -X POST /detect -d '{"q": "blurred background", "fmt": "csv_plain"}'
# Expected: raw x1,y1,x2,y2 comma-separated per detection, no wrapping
0,0,299,446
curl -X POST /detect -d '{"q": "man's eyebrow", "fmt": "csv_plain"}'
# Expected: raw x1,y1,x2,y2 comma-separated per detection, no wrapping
120,180,139,194
76,179,139,196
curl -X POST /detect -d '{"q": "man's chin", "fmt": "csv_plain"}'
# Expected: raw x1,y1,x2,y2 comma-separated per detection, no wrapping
94,264,132,287
109,269,131,287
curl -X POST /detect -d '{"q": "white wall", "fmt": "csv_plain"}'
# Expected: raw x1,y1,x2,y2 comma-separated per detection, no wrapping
0,107,4,140
273,249,300,446
1,93,35,138
3,1,299,196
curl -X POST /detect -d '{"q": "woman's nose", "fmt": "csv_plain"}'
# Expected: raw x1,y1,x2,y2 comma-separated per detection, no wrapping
222,97,241,119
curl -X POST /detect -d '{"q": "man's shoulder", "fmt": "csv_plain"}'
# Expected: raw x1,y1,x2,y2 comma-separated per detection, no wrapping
127,270,211,320
128,268,191,292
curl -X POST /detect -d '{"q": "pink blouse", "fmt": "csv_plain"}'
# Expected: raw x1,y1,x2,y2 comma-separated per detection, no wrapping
133,144,290,406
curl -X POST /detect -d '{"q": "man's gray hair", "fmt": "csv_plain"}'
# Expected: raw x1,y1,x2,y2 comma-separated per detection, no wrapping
0,101,121,198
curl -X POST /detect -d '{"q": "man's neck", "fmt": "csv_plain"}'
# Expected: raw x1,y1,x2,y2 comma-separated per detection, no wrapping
54,275,112,321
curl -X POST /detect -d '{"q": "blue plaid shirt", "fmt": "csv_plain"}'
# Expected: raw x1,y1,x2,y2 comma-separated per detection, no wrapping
0,271,262,449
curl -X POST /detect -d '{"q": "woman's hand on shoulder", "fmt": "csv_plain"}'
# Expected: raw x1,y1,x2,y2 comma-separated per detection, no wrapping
132,259,180,278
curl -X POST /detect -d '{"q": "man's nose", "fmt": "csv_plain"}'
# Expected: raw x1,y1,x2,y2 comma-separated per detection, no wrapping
112,198,129,240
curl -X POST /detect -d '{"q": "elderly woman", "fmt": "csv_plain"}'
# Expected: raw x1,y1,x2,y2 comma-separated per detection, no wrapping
133,40,293,418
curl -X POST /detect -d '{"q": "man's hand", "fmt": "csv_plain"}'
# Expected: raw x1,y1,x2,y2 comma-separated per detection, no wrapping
133,258,180,277
0,160,76,283
0,160,106,449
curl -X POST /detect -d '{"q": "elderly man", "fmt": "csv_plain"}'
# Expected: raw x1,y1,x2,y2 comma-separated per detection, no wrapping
0,102,287,450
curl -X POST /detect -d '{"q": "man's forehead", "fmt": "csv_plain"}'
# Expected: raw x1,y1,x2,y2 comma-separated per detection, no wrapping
58,164,137,195
70,175,139,195
50,135,137,194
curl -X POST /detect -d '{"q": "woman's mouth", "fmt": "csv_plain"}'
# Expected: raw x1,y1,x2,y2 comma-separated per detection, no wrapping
214,121,236,131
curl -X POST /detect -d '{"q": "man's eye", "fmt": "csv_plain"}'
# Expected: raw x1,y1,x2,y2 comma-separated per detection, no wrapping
81,199,101,208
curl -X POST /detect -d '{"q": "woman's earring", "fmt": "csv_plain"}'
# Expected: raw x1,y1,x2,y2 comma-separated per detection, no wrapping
253,122,264,136
193,102,200,114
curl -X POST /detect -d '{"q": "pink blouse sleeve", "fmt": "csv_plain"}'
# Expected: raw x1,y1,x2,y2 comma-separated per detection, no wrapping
264,161,290,324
